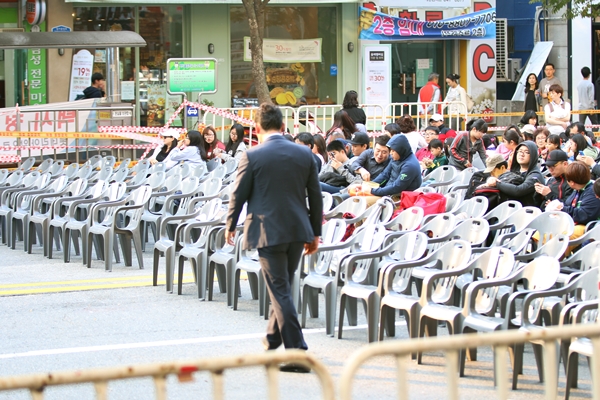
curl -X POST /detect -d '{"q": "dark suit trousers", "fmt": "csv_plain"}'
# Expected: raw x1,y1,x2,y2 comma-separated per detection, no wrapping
258,242,308,350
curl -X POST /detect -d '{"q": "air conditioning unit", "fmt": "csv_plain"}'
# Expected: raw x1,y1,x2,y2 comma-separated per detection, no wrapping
507,58,522,82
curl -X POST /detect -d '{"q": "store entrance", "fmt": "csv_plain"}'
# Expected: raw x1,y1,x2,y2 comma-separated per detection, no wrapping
387,41,446,109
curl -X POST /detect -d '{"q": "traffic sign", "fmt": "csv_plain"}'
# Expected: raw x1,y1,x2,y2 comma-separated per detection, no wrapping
186,106,199,117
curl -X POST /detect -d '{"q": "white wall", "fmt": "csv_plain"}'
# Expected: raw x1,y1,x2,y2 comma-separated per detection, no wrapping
570,16,593,116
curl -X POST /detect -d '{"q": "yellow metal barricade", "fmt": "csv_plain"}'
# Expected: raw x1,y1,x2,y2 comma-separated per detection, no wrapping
0,350,334,400
339,324,600,400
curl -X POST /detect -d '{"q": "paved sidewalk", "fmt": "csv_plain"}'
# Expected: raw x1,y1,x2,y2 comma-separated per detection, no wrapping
0,243,594,399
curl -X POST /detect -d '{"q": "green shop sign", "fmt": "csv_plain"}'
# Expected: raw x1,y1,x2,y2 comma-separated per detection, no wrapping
27,22,47,105
166,58,217,95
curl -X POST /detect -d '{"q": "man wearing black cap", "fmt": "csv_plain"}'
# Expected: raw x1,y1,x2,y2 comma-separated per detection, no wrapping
82,72,106,99
348,131,370,158
534,150,573,209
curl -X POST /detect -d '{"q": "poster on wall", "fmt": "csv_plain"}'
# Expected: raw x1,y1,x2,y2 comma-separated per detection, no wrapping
416,59,433,87
362,45,391,130
146,84,166,127
69,50,94,101
244,37,322,63
165,94,183,128
359,7,496,41
467,1,497,124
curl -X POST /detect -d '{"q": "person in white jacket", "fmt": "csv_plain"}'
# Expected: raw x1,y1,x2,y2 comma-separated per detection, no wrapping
148,128,180,165
442,73,468,131
216,123,247,161
163,129,207,170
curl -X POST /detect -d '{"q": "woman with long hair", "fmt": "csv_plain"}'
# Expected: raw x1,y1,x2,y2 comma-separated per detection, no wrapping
149,128,179,165
217,123,247,161
202,125,226,159
326,110,356,140
396,114,427,154
312,133,328,164
524,73,540,112
568,133,599,160
342,90,366,125
164,129,207,170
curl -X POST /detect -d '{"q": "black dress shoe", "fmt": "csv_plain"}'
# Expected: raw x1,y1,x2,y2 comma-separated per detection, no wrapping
279,363,311,373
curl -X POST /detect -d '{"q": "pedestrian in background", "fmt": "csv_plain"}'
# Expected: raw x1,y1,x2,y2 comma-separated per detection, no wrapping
577,66,598,128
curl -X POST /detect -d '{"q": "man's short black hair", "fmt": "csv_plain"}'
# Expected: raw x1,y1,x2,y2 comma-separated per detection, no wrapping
375,135,390,147
295,132,314,148
91,72,104,84
326,139,346,153
582,66,591,78
256,103,283,132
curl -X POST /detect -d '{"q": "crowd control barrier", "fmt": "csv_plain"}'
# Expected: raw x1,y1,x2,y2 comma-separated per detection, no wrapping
0,350,334,400
339,323,600,400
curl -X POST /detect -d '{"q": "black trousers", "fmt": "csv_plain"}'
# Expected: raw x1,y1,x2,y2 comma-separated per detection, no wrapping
258,242,307,350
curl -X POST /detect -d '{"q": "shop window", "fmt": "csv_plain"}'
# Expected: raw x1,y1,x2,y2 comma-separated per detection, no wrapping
73,6,183,126
230,6,337,106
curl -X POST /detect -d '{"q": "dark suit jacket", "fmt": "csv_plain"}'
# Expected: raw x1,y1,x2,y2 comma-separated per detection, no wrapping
227,135,323,249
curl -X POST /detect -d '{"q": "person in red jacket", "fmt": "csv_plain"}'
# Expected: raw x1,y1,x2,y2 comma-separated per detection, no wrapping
418,72,441,118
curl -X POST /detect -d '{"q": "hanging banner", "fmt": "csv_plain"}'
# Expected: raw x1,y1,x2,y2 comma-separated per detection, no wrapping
68,49,94,101
244,37,322,63
377,0,470,7
359,7,496,41
26,21,47,105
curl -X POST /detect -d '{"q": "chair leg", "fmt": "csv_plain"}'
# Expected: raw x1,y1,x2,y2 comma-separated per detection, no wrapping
337,293,347,339
511,343,525,390
153,249,160,286
104,233,114,272
207,262,215,301
345,297,358,326
232,269,242,311
86,232,94,268
197,256,207,301
532,343,545,382
165,247,175,293
27,221,36,254
325,283,337,337
248,272,259,300
177,255,186,295
131,232,144,269
366,293,379,343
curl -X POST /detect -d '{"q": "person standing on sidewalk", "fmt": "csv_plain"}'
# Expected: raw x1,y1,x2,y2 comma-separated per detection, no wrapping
226,103,322,373
577,66,598,129
539,63,561,110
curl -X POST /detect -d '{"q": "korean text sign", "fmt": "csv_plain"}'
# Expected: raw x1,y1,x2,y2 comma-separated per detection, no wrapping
167,58,217,95
359,7,496,41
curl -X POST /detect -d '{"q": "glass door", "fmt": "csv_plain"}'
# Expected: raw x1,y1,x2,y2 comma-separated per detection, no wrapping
387,41,445,108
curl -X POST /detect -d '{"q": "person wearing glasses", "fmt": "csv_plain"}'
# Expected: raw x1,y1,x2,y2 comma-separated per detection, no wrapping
485,140,545,206
534,150,573,210
202,125,226,160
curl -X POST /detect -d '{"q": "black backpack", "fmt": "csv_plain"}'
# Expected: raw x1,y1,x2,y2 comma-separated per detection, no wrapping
472,171,525,211
465,171,490,199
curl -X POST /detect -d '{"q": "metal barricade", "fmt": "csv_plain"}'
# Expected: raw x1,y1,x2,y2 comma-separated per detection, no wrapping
294,104,342,136
0,350,334,400
358,104,387,133
386,101,467,131
339,324,600,400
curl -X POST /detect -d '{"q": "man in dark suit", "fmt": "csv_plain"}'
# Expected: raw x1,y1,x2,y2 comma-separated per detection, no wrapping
226,103,322,372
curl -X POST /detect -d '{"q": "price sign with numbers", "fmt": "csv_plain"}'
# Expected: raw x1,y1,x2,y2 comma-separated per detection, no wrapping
363,45,391,113
68,49,94,101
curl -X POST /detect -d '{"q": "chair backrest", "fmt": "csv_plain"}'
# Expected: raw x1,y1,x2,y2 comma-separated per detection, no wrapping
5,170,24,187
84,155,103,169
179,177,200,195
110,168,128,183
128,172,148,186
526,211,575,243
34,172,52,190
132,159,150,174
147,171,167,190
363,196,395,226
23,171,43,188
63,163,79,180
469,247,516,315
454,196,489,219
167,163,189,178
18,157,36,172
206,158,220,172
224,157,238,174
48,160,65,177
118,158,131,169
191,163,207,179
414,186,436,194
94,166,113,182
454,167,477,185
148,162,166,174
87,180,109,198
129,185,153,206
419,213,457,239
209,164,227,180
534,234,569,259
199,177,222,198
349,224,388,283
0,169,8,185
514,256,560,323
161,174,182,193
387,231,429,263
329,197,367,219
103,181,127,202
321,219,347,246
384,206,424,232
65,178,88,198
444,191,462,212
102,156,116,169
75,164,93,180
495,206,542,240
447,218,490,247
36,158,54,174
501,228,536,256
321,192,333,213
428,240,472,304
483,199,522,223
562,241,600,272
423,165,457,183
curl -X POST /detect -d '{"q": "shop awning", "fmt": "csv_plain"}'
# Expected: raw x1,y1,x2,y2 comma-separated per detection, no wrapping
0,31,146,49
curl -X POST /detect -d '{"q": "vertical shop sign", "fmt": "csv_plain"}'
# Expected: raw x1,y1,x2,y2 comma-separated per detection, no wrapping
146,84,167,127
362,45,391,130
26,21,47,105
68,50,94,101
468,1,496,123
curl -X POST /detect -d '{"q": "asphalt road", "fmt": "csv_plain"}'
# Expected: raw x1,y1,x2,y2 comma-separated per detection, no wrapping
0,240,594,399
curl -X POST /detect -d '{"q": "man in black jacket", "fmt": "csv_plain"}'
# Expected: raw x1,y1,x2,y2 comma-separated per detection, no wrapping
226,103,322,372
534,150,573,209
82,72,105,99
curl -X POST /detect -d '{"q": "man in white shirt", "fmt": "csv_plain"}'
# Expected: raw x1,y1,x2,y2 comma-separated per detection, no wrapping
577,66,598,127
